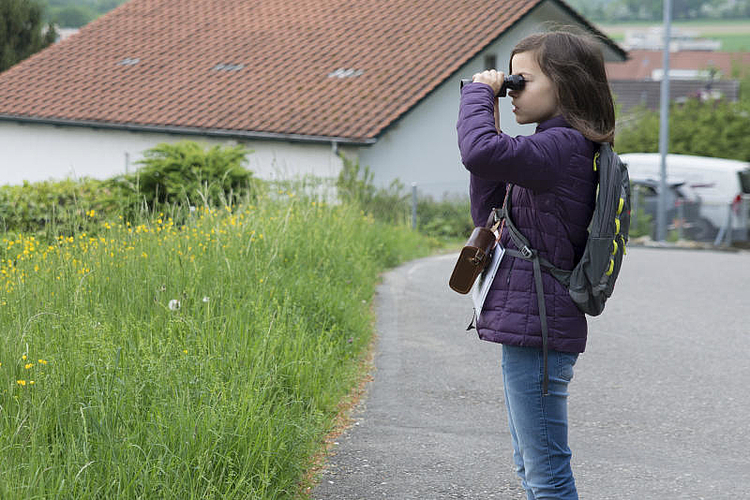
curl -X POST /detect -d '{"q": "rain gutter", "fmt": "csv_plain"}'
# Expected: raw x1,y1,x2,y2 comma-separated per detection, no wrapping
0,114,377,146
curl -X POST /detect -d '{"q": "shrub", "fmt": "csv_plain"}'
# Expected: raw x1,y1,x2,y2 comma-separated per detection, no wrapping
0,141,266,237
122,141,262,208
416,195,473,240
0,178,109,237
336,154,473,239
335,154,411,225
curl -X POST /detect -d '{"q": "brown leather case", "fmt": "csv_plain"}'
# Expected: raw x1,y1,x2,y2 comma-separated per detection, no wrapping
449,227,497,294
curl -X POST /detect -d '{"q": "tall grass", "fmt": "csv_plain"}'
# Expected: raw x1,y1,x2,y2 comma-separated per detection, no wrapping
0,190,433,498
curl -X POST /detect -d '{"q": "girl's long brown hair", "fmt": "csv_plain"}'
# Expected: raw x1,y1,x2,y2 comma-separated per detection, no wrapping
509,30,615,144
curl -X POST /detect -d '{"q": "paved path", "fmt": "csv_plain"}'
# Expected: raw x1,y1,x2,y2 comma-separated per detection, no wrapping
312,247,750,500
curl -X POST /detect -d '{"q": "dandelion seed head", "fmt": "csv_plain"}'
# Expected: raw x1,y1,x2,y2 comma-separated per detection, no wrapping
202,296,210,303
168,299,181,311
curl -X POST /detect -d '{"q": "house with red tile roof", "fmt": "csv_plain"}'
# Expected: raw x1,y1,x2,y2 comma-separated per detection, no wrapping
607,50,750,81
0,0,625,195
606,49,749,113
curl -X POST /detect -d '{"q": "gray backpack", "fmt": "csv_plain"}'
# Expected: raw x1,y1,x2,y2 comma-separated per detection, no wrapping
495,143,630,394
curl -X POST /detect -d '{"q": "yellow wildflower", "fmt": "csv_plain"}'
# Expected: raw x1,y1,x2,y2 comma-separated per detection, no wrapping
25,363,33,369
38,359,48,365
17,380,26,386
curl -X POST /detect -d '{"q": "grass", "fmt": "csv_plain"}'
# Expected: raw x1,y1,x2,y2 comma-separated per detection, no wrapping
0,190,435,498
597,18,750,32
705,33,750,52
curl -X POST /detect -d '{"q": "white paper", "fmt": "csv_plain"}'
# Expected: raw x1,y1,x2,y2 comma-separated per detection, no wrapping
470,241,504,319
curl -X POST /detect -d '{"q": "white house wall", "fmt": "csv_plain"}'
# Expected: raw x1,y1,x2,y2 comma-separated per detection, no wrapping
356,1,623,198
0,120,343,186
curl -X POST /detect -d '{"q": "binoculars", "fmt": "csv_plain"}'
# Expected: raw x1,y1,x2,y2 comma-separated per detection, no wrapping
460,74,525,97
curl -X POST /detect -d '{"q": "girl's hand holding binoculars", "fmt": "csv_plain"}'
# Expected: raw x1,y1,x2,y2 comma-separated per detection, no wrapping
472,70,503,133
472,69,505,97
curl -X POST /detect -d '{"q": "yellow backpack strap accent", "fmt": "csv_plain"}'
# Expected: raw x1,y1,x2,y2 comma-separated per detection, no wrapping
606,258,615,276
593,151,600,172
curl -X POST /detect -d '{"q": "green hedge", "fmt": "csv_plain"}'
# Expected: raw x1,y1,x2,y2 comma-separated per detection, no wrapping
0,142,264,238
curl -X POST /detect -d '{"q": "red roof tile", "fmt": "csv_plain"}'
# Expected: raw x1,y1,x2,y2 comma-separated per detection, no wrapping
0,0,616,142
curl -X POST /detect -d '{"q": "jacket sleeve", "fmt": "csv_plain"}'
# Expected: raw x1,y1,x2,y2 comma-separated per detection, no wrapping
456,83,564,192
469,174,505,227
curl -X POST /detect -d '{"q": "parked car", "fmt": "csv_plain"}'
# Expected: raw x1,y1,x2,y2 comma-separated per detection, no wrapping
631,179,713,240
620,153,750,241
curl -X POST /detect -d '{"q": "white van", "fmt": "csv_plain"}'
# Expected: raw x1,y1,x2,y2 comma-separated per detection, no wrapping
619,153,750,240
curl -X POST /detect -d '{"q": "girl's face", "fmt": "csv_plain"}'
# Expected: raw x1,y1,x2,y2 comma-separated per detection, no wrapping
508,51,560,125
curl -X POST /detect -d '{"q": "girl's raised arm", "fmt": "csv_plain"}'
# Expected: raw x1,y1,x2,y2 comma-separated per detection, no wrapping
457,83,563,192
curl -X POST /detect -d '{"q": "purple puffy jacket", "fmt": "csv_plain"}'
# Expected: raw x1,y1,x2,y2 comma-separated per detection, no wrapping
457,83,597,353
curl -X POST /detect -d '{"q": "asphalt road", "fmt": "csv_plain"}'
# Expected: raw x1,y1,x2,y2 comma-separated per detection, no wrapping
312,246,750,500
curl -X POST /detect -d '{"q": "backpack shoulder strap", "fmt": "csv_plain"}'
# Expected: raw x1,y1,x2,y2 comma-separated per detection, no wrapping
499,186,572,286
494,184,563,396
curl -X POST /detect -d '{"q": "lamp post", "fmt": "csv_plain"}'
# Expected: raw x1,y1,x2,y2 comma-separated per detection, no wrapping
657,0,673,242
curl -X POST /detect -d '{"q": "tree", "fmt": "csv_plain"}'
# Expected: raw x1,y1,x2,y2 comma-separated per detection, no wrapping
0,0,56,73
673,0,714,19
616,97,750,162
45,0,127,22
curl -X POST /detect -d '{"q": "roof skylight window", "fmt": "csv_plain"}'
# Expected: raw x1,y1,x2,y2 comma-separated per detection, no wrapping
213,64,245,72
118,58,140,66
328,68,364,79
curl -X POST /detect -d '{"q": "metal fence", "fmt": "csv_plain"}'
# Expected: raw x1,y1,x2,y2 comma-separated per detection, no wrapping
630,185,750,245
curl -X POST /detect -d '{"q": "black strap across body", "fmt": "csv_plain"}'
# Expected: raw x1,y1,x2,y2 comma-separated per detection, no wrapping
492,184,573,396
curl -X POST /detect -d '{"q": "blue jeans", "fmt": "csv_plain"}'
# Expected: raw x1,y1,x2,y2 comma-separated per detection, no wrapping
502,345,579,500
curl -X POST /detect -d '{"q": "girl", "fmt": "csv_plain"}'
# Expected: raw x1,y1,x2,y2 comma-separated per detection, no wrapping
456,31,615,500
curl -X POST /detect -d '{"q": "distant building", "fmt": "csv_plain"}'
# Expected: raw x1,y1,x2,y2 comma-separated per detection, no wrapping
607,50,750,80
610,79,740,113
622,27,721,51
606,49,748,113
56,28,80,42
